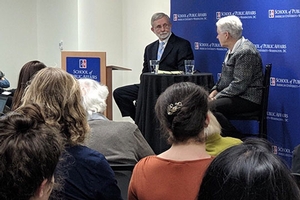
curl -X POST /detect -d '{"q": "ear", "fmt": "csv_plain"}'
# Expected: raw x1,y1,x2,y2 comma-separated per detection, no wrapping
35,179,49,198
204,114,210,128
225,31,230,39
151,27,154,32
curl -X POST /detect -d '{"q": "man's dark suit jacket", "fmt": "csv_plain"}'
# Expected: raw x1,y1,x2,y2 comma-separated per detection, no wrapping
113,33,194,120
142,33,194,73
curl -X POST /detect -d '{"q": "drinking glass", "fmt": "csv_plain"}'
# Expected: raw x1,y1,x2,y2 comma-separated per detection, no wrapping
149,60,159,74
184,60,195,74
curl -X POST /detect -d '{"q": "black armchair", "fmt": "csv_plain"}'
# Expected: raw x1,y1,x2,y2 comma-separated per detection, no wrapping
227,64,272,139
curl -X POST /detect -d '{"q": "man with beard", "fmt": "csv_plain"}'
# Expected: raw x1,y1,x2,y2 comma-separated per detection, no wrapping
113,12,194,120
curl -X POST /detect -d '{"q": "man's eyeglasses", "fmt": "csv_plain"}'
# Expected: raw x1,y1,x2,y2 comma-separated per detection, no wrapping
154,23,170,31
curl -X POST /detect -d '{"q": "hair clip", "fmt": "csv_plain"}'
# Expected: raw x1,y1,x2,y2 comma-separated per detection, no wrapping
167,102,182,115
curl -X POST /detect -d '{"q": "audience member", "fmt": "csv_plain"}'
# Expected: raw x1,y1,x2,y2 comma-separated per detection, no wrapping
113,12,194,120
0,103,63,200
205,110,242,156
21,68,122,200
292,144,300,174
128,82,213,200
208,15,263,138
0,70,11,110
0,70,10,89
78,78,154,164
198,138,300,200
11,60,47,110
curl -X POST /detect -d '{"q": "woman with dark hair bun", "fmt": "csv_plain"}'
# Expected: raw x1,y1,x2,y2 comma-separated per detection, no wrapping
0,103,63,200
198,138,300,200
128,82,214,200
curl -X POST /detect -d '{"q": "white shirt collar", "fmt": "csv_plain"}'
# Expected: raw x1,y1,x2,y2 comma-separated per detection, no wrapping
224,36,245,62
231,36,245,53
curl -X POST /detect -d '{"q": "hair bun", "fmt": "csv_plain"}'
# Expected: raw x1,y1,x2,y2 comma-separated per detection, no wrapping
14,115,37,134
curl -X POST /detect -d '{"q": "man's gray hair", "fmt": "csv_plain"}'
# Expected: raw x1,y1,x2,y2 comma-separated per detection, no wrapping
151,12,171,27
216,15,243,39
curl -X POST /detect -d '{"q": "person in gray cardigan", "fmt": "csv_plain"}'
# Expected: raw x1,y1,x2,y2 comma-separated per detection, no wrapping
78,78,155,164
208,15,263,138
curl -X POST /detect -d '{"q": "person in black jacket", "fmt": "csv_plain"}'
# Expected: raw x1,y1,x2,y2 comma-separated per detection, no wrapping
113,12,194,120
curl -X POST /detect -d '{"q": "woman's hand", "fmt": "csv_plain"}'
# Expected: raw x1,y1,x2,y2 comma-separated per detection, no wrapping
209,90,218,101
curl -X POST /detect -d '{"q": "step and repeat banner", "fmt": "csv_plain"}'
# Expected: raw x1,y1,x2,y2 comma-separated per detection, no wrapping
171,0,300,165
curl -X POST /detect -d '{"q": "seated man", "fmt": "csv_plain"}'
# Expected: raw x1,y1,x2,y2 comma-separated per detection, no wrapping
113,12,194,120
78,78,155,164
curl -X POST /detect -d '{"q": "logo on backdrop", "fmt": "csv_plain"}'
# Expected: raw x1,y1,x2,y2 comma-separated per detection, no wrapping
173,13,207,21
194,42,286,53
268,8,300,19
173,14,178,21
194,42,225,51
216,10,256,19
270,76,300,88
270,77,276,86
254,43,287,53
267,111,289,122
269,10,275,18
272,145,292,158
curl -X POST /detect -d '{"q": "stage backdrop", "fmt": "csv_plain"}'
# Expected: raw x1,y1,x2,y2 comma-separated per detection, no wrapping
171,0,300,166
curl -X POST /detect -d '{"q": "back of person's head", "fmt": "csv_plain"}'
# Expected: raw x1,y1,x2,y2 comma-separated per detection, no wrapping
77,78,109,115
0,103,63,200
216,15,243,39
205,111,221,137
12,60,47,110
0,71,5,79
198,138,300,200
21,67,89,145
155,82,209,144
151,12,170,26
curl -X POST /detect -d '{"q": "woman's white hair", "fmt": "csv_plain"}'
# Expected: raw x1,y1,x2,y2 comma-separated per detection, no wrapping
77,78,109,114
216,15,243,39
205,111,222,137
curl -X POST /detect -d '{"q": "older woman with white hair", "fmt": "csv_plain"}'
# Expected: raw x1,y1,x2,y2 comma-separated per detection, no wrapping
79,78,109,120
78,78,154,164
208,15,264,138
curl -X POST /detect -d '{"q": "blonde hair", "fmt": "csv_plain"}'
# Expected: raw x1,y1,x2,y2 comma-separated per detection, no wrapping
205,111,221,137
21,67,89,145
